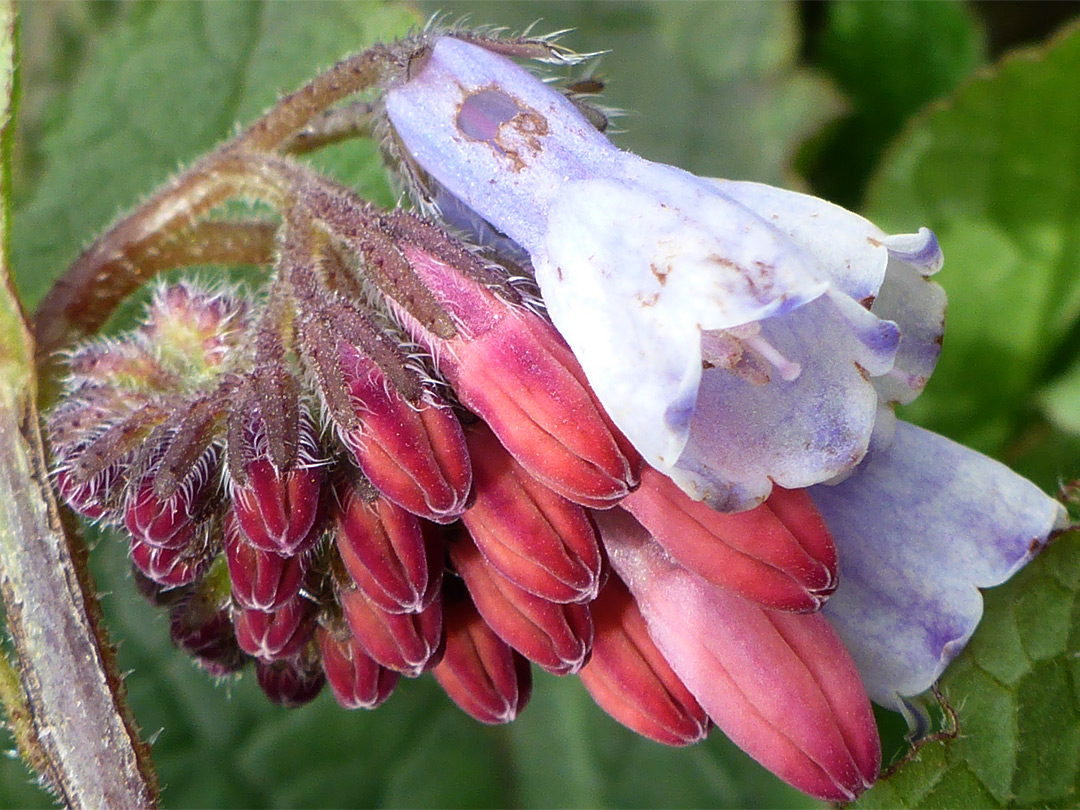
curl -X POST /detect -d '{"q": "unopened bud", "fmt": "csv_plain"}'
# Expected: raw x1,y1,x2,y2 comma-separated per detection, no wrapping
316,623,399,710
338,585,445,677
462,423,602,603
447,525,592,675
580,576,708,746
434,583,532,724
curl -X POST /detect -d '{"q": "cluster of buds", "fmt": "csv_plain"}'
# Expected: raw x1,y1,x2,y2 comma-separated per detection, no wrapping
39,27,1069,804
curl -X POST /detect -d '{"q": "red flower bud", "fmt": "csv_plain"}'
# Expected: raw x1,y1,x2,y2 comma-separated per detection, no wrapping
434,586,532,724
580,576,708,746
233,597,316,662
256,656,325,708
169,602,247,677
599,509,880,802
336,342,472,522
130,535,211,588
338,586,445,677
462,423,602,603
223,510,306,612
316,624,399,710
448,526,592,675
125,446,221,550
623,468,837,612
396,244,640,508
334,479,443,614
232,457,324,557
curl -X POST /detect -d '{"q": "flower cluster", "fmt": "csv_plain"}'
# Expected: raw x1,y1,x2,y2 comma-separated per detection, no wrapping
42,28,1070,804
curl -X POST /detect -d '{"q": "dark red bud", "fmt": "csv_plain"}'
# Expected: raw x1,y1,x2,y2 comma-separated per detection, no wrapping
334,480,443,614
255,656,325,708
233,597,316,662
338,586,445,677
434,588,532,724
224,510,307,612
316,624,399,710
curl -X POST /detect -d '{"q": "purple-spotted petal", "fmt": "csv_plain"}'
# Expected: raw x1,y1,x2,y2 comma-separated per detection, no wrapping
811,420,1067,710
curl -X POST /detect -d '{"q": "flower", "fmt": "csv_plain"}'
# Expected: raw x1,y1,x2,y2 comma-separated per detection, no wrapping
384,36,946,512
42,28,1072,806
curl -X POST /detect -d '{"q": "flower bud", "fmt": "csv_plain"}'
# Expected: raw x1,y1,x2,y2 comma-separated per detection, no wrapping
130,535,212,588
223,510,306,612
233,596,317,662
140,282,249,373
333,478,443,614
316,623,399,710
169,601,247,677
256,655,326,708
230,412,324,557
333,340,472,522
622,468,837,612
433,583,532,724
125,445,221,550
338,585,445,677
580,576,709,746
598,508,880,802
394,243,640,509
461,422,602,603
447,526,592,675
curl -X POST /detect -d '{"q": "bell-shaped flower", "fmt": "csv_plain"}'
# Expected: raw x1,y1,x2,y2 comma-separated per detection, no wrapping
385,36,946,511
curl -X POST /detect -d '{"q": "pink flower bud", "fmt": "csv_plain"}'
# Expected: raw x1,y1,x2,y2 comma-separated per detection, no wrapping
433,586,533,724
232,412,324,557
223,510,306,612
233,597,316,662
125,445,221,550
338,586,445,677
447,526,592,675
316,624,399,710
599,509,880,802
395,245,641,508
462,423,602,603
333,479,443,614
130,535,211,588
255,656,325,708
580,576,709,746
336,342,472,522
140,282,249,372
622,468,837,612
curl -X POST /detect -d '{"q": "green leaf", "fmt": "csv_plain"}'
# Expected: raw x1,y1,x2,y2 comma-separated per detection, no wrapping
855,533,1080,809
10,1,417,311
857,20,1080,808
804,0,986,207
418,0,844,186
865,21,1080,456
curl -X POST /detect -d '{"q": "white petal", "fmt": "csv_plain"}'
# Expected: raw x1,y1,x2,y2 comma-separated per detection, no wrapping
540,160,829,469
812,421,1067,710
711,179,890,302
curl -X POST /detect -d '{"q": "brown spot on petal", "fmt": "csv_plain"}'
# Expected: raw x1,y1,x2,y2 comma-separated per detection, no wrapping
456,87,549,172
867,236,883,248
650,262,670,285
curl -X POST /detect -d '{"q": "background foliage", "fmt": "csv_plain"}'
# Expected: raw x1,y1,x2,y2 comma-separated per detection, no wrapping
3,2,1080,808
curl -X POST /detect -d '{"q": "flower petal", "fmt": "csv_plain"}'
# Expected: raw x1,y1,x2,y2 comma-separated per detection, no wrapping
811,420,1068,710
672,293,897,509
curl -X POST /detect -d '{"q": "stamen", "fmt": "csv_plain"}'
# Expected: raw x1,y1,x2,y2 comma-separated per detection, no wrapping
742,334,802,382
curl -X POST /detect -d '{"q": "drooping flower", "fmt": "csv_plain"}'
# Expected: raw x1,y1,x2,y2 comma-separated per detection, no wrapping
384,36,946,512
40,27,1073,807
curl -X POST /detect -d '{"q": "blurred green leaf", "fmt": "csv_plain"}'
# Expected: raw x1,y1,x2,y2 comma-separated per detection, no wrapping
855,533,1080,809
857,19,1080,808
420,0,844,186
805,0,986,207
865,21,1080,456
11,1,415,311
